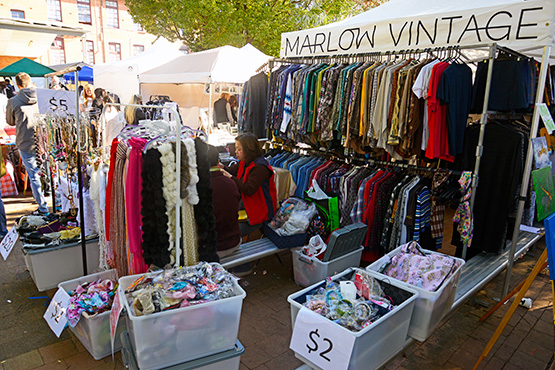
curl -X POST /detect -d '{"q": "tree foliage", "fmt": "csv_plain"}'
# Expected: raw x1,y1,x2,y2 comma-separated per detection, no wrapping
125,0,386,56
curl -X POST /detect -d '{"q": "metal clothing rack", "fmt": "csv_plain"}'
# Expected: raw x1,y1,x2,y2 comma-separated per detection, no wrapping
269,42,552,297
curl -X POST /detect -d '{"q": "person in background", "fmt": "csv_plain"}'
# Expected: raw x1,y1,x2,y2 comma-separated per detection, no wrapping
5,72,49,215
207,145,241,258
49,76,68,91
91,88,106,120
80,84,94,111
213,92,234,125
4,78,15,98
125,94,146,125
228,95,238,124
221,132,276,237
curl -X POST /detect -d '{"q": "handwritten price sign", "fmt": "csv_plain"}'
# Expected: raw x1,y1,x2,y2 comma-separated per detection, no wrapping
0,225,18,260
290,307,355,370
43,288,70,337
36,88,76,117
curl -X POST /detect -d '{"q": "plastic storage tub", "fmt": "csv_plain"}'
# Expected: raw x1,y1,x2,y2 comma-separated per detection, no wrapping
292,246,363,287
22,238,100,291
118,264,246,370
288,268,418,370
58,269,125,360
367,247,465,341
121,331,245,370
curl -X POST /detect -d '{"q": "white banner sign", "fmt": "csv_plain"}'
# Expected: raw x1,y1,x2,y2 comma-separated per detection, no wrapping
36,88,77,117
281,1,554,57
43,288,70,338
0,225,18,261
290,307,356,370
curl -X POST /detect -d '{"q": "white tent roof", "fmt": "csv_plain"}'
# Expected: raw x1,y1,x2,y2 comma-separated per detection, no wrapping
139,44,271,84
280,0,555,58
94,38,182,76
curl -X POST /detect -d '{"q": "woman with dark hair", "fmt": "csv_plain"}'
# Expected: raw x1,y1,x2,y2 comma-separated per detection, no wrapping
222,132,277,236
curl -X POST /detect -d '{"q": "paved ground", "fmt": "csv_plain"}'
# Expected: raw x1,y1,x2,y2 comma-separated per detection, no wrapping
0,194,553,370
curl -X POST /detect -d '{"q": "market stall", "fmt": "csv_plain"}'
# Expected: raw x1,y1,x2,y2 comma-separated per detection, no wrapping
138,43,270,130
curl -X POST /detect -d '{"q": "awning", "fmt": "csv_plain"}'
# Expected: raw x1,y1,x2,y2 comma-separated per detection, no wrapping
0,57,55,77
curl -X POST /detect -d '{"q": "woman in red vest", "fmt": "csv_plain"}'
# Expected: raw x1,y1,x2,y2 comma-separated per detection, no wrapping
222,132,277,237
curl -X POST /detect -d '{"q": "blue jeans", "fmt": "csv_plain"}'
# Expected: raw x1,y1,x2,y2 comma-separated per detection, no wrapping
19,149,48,213
0,186,7,236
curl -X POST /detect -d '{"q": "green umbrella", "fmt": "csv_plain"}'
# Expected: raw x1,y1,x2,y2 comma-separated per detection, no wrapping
0,57,55,77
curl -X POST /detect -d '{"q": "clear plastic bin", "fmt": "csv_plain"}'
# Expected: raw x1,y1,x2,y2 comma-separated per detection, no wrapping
22,238,100,291
118,263,246,370
292,246,363,287
288,268,418,370
58,269,125,360
367,247,465,341
121,330,244,370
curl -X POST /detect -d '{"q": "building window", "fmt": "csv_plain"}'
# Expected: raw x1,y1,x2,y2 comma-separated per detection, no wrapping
77,0,92,24
106,0,119,28
50,37,66,65
10,10,25,19
47,0,62,21
133,44,144,56
108,42,121,62
133,21,144,32
85,40,95,64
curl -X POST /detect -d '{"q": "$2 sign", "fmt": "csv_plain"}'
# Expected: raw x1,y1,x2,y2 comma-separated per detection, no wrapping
306,328,333,361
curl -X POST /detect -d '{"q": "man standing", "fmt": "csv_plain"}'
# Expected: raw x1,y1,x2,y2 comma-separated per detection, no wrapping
213,92,234,125
6,72,48,214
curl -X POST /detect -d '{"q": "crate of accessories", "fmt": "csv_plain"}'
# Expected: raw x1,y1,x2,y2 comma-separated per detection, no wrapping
288,268,418,370
23,238,100,291
118,262,246,370
58,269,125,360
121,331,245,370
367,241,465,341
292,223,367,287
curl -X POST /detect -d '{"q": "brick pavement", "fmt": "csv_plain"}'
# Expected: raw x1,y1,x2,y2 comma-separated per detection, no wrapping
0,194,553,369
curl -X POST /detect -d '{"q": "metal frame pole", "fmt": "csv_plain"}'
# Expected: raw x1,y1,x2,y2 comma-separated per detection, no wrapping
502,45,551,297
75,68,88,276
464,44,497,260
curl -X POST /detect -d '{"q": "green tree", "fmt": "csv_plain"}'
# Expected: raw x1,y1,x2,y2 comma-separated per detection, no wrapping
125,0,385,56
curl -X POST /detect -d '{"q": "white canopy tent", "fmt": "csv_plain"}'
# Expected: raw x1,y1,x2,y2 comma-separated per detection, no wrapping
139,44,271,129
280,0,555,59
277,0,555,306
93,38,182,105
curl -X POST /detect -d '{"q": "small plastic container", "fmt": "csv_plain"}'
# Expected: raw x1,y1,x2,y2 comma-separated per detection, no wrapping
22,238,100,291
118,263,246,370
121,330,245,370
288,268,418,370
58,269,125,360
263,222,307,249
292,246,363,287
367,247,465,341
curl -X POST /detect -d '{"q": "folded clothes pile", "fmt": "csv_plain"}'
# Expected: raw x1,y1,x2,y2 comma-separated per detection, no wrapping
16,212,90,247
124,262,237,317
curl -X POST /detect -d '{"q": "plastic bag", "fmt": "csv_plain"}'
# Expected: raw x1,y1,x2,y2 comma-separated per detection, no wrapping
270,198,317,236
301,235,327,259
306,179,330,200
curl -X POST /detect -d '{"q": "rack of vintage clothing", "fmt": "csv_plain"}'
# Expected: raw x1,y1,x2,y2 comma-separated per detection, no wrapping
265,141,467,263
144,95,182,123
101,113,219,280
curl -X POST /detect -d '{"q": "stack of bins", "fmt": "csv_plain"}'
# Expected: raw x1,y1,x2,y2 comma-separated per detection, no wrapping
58,269,125,360
287,268,419,370
118,263,246,370
367,246,465,341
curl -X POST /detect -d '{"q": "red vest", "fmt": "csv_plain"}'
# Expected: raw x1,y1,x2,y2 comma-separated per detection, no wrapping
237,158,277,226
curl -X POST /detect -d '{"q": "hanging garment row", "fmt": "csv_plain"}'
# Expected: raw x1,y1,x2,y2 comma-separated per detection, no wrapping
103,123,219,278
265,51,543,163
264,148,465,262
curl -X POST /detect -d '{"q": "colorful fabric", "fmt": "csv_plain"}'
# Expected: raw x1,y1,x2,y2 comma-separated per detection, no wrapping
453,171,473,249
66,278,116,327
380,241,461,292
0,164,18,197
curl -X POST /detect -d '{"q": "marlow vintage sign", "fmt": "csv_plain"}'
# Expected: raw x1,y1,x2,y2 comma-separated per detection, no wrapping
281,2,554,57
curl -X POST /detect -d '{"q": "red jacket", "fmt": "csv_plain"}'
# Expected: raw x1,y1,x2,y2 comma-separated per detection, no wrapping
237,158,277,225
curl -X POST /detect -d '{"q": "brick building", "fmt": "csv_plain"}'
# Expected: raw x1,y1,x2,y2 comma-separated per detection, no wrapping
0,0,163,67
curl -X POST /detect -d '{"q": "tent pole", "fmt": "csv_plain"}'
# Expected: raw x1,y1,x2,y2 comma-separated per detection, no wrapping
75,68,88,276
464,44,497,260
208,83,213,134
502,45,551,297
